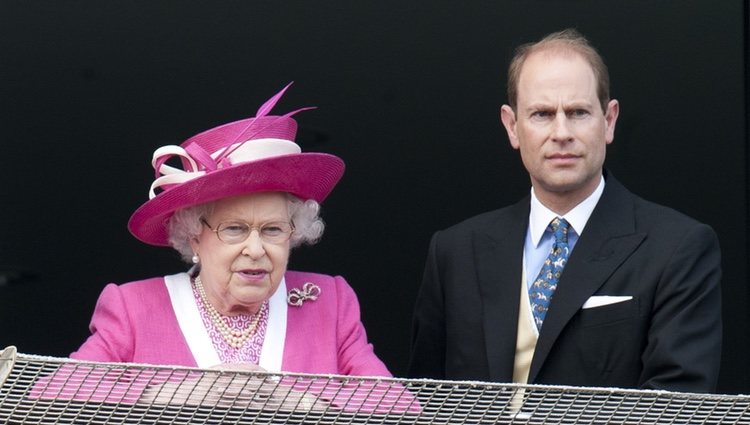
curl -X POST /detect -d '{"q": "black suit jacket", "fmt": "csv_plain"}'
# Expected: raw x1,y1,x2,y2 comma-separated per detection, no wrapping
408,173,722,393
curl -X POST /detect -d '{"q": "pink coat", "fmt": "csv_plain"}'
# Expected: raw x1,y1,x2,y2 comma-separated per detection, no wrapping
71,271,391,377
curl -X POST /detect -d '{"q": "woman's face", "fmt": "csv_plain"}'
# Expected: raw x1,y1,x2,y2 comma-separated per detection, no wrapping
190,192,291,315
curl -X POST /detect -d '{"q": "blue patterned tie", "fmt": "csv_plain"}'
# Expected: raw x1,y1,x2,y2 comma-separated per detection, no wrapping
529,217,570,331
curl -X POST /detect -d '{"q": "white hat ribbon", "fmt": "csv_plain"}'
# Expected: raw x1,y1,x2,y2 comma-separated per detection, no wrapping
148,138,301,199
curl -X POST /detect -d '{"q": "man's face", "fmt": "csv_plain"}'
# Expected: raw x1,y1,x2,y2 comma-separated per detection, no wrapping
501,51,619,208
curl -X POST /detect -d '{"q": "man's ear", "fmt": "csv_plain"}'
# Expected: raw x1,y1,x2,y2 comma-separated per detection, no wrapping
604,99,619,145
500,105,520,149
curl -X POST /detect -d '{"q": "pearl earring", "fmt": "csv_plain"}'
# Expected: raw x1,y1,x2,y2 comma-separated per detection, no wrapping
192,254,200,264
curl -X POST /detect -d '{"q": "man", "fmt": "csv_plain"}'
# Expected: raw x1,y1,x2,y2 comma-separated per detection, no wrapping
408,29,722,393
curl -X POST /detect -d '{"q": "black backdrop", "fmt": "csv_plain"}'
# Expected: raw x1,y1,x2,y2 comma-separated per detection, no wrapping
1,1,747,394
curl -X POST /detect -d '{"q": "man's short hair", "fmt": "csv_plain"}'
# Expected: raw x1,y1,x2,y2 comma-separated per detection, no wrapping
506,28,611,113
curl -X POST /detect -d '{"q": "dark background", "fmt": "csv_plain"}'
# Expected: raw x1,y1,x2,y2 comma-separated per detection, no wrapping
1,1,747,394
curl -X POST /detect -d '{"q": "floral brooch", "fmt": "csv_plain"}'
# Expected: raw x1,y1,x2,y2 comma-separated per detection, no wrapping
287,282,321,307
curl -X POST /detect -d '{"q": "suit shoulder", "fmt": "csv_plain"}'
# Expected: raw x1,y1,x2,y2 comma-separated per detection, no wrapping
114,276,169,293
606,174,715,234
632,195,715,233
98,276,169,307
285,270,341,291
439,201,527,237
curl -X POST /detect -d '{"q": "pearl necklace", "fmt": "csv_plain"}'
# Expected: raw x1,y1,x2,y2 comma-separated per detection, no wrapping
193,276,264,349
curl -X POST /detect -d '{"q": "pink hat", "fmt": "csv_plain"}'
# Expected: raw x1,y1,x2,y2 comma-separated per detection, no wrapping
128,83,345,246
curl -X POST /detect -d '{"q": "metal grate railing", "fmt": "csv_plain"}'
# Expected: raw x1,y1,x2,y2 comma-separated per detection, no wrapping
1,346,749,424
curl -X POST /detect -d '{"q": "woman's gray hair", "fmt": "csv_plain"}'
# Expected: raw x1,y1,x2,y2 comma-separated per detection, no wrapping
168,194,325,263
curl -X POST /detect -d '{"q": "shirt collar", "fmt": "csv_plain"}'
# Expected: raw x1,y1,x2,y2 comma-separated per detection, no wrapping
528,176,605,247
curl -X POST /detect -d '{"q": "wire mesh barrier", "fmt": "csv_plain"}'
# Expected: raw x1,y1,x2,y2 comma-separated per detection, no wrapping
2,346,749,424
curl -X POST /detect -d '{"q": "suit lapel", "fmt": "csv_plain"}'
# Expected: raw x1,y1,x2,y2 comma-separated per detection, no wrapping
475,197,529,382
528,175,647,383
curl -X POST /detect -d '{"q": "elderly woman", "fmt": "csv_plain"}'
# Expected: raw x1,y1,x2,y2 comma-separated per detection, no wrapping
70,84,390,378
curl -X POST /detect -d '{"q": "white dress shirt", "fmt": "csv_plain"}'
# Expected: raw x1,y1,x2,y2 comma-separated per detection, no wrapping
523,176,605,291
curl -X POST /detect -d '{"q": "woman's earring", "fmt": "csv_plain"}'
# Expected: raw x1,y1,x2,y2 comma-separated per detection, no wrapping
192,254,200,264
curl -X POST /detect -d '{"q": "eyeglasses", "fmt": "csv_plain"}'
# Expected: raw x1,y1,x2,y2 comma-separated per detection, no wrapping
200,219,295,245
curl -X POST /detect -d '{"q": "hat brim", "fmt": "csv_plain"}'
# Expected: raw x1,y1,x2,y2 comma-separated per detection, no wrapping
128,153,344,246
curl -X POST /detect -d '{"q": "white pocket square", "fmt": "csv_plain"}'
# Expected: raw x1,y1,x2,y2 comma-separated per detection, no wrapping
582,295,633,309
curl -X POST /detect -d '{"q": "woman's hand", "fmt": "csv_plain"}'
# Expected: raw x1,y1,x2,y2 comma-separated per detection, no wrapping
209,363,266,372
141,364,328,411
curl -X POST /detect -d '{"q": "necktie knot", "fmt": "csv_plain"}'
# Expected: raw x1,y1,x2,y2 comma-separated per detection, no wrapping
550,217,570,244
